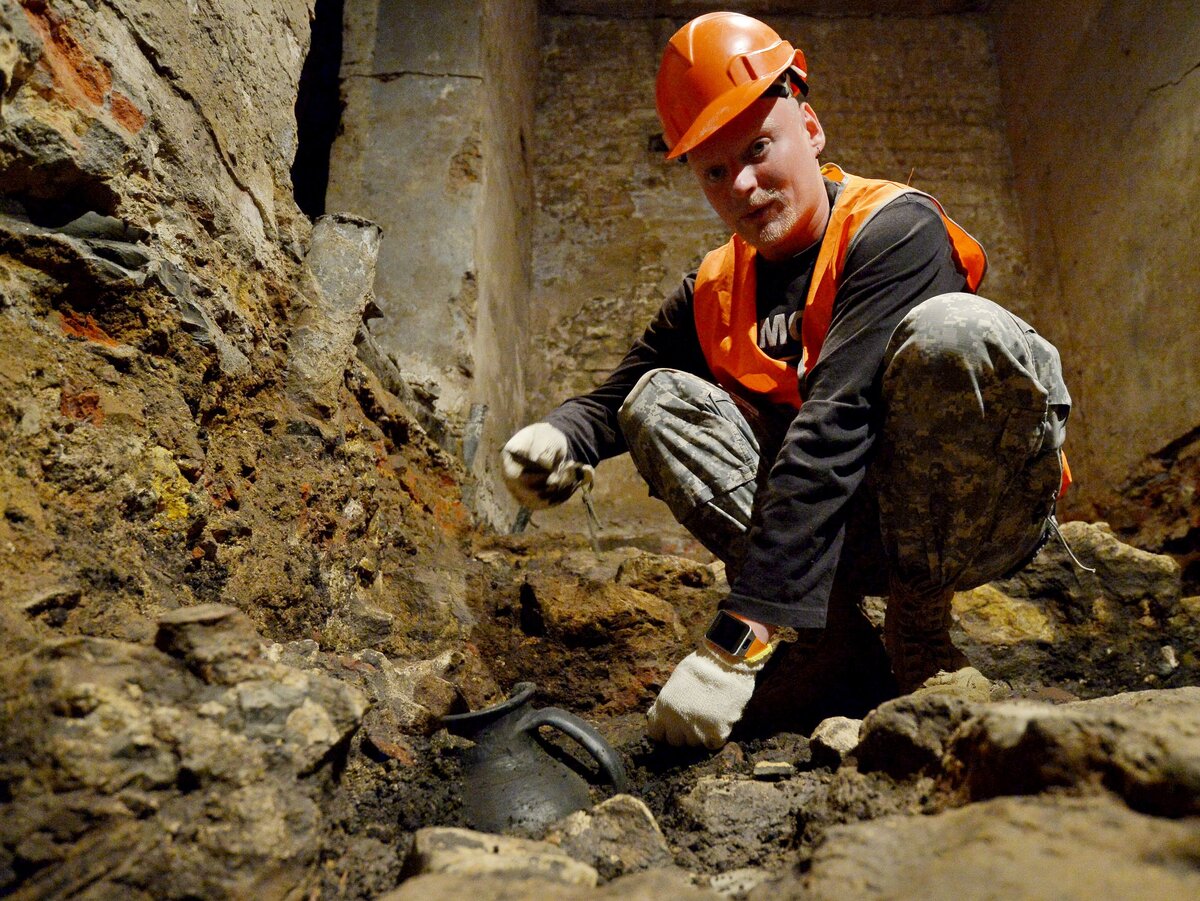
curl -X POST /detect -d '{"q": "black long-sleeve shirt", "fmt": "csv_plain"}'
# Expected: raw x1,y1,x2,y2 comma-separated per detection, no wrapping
545,178,970,629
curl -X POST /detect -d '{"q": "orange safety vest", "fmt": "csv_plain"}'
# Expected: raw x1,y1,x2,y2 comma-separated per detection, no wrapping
693,163,1072,496
694,163,987,407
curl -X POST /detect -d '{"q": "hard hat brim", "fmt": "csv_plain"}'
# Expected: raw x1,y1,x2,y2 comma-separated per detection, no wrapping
664,63,791,161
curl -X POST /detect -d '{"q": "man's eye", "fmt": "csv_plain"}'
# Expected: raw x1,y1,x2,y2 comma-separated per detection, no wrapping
705,167,725,183
750,140,769,159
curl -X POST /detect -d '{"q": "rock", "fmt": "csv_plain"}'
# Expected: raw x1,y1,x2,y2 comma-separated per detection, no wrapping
268,642,489,738
677,774,821,871
853,688,981,779
17,582,82,618
400,826,598,886
944,686,1200,816
809,716,862,765
787,766,935,855
151,259,252,378
909,666,1007,703
1008,520,1176,614
957,522,1195,697
381,866,721,900
710,867,773,898
748,732,812,771
614,551,727,641
753,761,797,780
289,213,383,416
544,794,673,880
607,869,724,899
0,634,366,898
952,583,1056,644
795,794,1200,900
994,520,1181,623
154,603,263,685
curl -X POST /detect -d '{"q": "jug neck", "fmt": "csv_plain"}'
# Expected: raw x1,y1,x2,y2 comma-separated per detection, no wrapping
441,682,537,740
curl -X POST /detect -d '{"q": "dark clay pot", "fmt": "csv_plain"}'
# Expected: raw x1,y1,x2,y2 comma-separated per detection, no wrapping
441,682,628,834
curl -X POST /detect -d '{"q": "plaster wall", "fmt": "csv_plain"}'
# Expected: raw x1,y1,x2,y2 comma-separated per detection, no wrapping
529,13,1032,549
328,0,484,440
991,0,1200,514
327,0,537,527
473,0,539,527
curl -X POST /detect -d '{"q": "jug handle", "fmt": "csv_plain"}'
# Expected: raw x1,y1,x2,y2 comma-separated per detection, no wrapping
520,707,628,794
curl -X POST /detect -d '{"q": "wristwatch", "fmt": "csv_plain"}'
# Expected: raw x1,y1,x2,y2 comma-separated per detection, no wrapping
705,610,770,660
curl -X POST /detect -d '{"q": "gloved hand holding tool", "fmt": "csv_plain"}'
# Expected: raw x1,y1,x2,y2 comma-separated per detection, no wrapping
647,610,775,750
501,422,594,509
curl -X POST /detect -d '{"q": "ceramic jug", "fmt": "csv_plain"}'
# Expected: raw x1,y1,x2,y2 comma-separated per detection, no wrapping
441,682,628,834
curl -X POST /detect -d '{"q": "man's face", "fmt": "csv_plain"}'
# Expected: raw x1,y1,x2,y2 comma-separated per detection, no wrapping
686,95,828,261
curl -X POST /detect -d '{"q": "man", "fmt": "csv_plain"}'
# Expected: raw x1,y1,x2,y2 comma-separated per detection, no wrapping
501,12,1071,749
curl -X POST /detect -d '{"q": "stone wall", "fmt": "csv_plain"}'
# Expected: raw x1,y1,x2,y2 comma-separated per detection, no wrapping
528,12,1031,549
991,0,1200,515
328,0,537,528
473,0,539,528
330,0,484,437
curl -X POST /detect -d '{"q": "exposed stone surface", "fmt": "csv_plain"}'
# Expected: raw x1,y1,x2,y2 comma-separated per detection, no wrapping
854,693,977,779
0,611,366,898
793,794,1200,900
545,794,673,881
0,0,478,664
993,1,1200,514
381,867,720,901
852,668,1005,778
328,0,539,526
753,761,797,780
944,687,1200,817
288,213,382,417
710,866,774,898
956,522,1196,697
267,640,500,745
400,826,599,886
675,774,820,871
953,583,1056,645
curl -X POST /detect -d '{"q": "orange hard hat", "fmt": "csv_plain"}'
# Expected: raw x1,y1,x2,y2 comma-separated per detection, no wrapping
655,12,808,160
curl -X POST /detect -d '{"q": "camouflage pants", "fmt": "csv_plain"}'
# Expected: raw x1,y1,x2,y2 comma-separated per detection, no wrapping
617,293,1070,598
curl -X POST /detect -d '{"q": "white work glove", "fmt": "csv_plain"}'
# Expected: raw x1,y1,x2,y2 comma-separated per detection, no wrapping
646,642,771,750
501,422,592,509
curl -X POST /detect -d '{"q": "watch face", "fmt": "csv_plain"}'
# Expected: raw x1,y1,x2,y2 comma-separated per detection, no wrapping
705,611,754,656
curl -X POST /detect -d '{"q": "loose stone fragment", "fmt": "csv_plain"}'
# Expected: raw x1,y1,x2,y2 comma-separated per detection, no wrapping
289,213,383,416
544,794,673,880
753,761,796,780
809,716,862,765
400,826,598,886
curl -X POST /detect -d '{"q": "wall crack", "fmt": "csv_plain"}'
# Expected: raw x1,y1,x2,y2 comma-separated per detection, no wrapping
344,70,483,83
1147,59,1200,95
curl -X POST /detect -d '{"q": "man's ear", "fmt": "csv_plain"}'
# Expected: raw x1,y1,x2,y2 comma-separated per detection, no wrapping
801,102,826,156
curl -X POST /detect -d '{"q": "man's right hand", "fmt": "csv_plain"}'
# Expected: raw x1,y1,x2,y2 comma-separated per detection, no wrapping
501,423,589,509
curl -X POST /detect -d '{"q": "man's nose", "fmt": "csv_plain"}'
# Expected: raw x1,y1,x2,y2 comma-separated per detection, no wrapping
731,164,757,198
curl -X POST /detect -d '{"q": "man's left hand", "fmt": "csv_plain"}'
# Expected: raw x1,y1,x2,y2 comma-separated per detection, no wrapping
646,642,771,749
